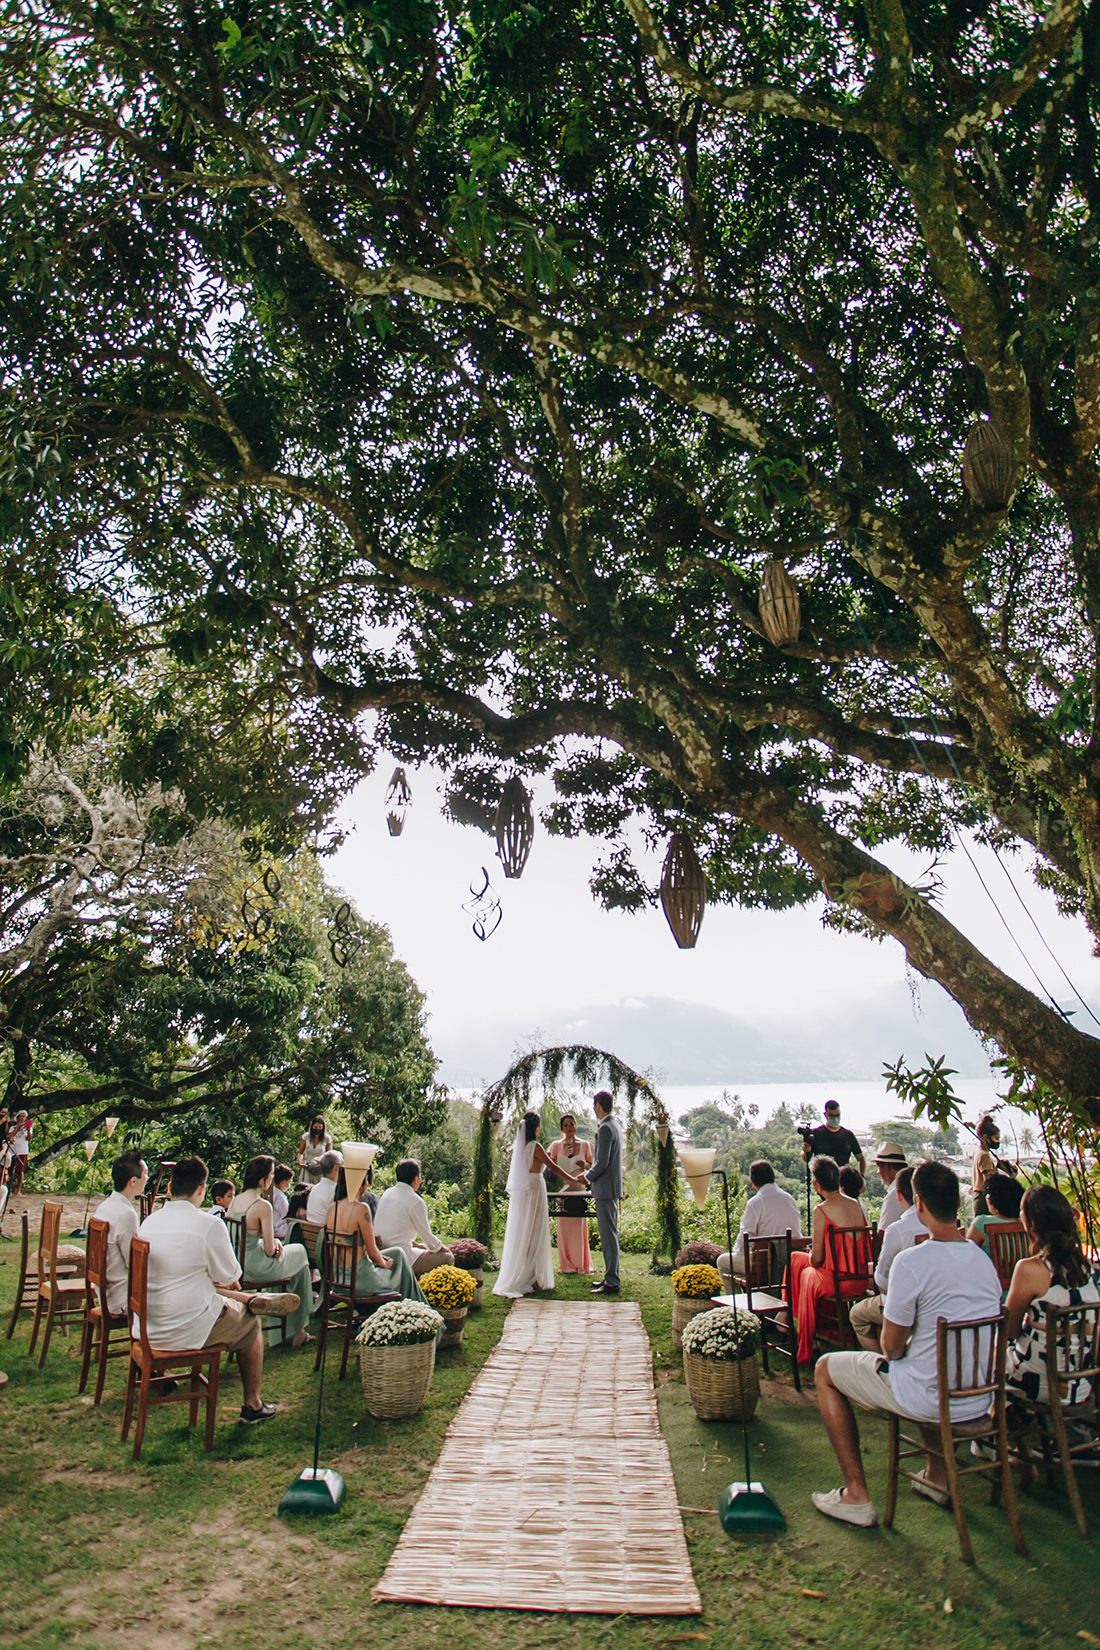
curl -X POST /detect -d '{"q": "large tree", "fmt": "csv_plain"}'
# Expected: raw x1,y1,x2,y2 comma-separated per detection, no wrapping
3,0,1100,1112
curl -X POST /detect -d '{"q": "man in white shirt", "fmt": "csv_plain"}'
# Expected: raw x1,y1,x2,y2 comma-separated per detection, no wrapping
373,1159,455,1276
305,1151,343,1223
717,1161,802,1282
95,1153,148,1317
811,1160,1002,1527
874,1141,909,1229
139,1156,297,1426
850,1167,920,1351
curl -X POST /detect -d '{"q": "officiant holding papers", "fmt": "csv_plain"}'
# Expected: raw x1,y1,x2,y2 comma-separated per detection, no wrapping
547,1115,594,1275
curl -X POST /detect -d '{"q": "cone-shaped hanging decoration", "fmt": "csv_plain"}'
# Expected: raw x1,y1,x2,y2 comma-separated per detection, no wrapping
83,1139,98,1160
677,1145,716,1211
495,777,534,879
104,1116,120,1139
656,1122,670,1147
758,559,801,648
962,421,1018,512
384,767,412,836
341,1141,380,1202
659,833,706,948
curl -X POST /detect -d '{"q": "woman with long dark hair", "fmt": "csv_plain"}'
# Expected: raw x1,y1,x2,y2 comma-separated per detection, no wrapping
1004,1184,1099,1409
298,1115,333,1184
494,1111,586,1298
228,1156,315,1349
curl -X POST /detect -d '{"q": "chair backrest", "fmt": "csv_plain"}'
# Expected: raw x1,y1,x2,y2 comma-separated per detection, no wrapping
987,1221,1030,1290
295,1220,324,1265
223,1214,248,1271
936,1311,1005,1408
322,1225,361,1299
85,1217,110,1297
1043,1301,1100,1400
745,1231,789,1293
38,1200,64,1282
826,1224,874,1286
871,1221,883,1264
128,1235,154,1354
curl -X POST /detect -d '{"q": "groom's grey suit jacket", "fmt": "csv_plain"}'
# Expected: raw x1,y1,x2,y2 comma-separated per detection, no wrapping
589,1115,623,1201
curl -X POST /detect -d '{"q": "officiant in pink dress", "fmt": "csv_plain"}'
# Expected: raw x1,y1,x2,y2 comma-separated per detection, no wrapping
548,1115,594,1275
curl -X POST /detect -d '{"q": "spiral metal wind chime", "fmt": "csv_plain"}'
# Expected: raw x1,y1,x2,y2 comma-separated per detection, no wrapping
659,833,707,949
241,868,282,940
328,902,362,968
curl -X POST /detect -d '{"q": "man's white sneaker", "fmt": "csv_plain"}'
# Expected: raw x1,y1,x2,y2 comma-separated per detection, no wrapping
811,1488,877,1527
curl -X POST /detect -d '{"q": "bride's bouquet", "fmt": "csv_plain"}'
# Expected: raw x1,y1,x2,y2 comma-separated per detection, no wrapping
355,1300,443,1348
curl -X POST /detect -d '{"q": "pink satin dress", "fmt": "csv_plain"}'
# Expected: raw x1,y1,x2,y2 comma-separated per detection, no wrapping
548,1138,593,1274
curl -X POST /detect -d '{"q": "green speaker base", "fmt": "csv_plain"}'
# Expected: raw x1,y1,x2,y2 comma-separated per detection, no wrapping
278,1468,347,1516
718,1480,787,1535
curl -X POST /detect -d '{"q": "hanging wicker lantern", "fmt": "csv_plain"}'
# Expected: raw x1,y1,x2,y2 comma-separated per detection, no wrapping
385,767,412,836
659,833,706,949
494,776,534,879
962,421,1018,512
758,559,801,647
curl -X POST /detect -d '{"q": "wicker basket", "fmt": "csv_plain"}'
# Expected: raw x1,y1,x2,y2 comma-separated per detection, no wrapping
438,1307,468,1348
683,1350,761,1421
456,1266,485,1310
673,1294,719,1350
358,1337,436,1419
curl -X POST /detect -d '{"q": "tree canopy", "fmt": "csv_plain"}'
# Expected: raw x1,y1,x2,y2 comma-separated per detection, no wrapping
3,0,1100,1113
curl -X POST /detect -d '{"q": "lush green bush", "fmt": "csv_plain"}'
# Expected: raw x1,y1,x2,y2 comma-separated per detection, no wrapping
618,1172,743,1254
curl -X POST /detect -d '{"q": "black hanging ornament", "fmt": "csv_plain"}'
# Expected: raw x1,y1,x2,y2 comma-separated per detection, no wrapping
659,834,706,949
463,867,502,941
494,777,534,879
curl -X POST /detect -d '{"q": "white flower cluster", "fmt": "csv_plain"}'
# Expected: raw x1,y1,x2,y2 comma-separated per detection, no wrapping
355,1299,444,1348
680,1306,760,1361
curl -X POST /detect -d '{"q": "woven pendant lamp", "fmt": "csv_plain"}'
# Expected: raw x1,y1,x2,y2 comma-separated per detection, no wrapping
758,559,800,647
659,833,706,948
962,421,1018,511
384,767,412,836
494,776,534,879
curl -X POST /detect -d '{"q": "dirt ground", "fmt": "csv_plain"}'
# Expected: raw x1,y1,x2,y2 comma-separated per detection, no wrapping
1,1189,108,1239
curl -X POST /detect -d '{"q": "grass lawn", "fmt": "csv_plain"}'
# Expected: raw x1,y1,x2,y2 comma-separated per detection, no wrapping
0,1241,1095,1650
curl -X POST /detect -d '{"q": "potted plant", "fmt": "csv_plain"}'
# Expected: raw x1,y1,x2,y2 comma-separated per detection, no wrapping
448,1238,488,1308
671,1262,724,1349
680,1307,762,1421
355,1300,444,1418
420,1263,478,1346
673,1241,723,1270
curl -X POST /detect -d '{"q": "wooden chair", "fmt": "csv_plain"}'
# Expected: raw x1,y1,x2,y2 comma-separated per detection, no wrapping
1008,1301,1100,1538
291,1219,325,1268
120,1236,224,1460
743,1230,802,1392
813,1225,876,1353
224,1214,298,1294
315,1228,400,1380
871,1221,883,1264
27,1201,87,1366
987,1222,1030,1292
6,1212,39,1338
139,1161,175,1220
77,1217,131,1403
884,1311,1028,1566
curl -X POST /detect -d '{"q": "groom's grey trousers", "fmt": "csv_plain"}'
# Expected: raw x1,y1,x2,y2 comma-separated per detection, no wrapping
595,1198,620,1289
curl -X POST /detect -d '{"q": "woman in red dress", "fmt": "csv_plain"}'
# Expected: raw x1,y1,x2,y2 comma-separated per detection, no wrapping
788,1156,869,1362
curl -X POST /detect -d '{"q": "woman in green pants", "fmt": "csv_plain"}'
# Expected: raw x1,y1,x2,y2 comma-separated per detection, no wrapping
228,1157,315,1348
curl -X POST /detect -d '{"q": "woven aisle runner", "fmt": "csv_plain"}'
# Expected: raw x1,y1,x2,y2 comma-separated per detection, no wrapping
372,1298,701,1615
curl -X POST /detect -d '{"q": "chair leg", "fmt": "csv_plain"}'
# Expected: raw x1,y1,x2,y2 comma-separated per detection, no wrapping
339,1303,354,1380
205,1357,221,1451
884,1413,899,1527
941,1424,974,1567
120,1355,138,1442
38,1293,58,1368
189,1364,202,1428
132,1368,153,1461
93,1323,112,1406
5,1284,25,1340
27,1293,44,1356
1048,1394,1090,1539
78,1312,95,1394
993,1410,1029,1556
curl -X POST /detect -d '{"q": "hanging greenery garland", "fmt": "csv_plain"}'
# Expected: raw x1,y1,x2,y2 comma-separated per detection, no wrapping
469,1101,497,1250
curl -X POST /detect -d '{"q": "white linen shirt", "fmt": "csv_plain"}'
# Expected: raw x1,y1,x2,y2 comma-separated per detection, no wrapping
874,1201,921,1292
878,1178,904,1230
95,1189,141,1317
373,1181,446,1261
883,1237,1002,1422
732,1182,803,1261
305,1176,338,1224
137,1200,241,1349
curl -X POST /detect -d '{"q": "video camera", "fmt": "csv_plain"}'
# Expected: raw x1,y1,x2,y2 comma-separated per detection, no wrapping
796,1124,816,1142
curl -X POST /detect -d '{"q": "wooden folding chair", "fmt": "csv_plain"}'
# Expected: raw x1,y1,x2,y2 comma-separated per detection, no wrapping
77,1218,131,1403
987,1222,1030,1292
1009,1301,1100,1538
743,1230,802,1392
813,1226,876,1353
6,1212,39,1339
315,1227,400,1380
120,1237,224,1460
27,1201,87,1366
885,1311,1028,1565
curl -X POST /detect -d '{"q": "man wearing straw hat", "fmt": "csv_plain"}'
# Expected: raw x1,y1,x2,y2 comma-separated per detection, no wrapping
874,1141,908,1230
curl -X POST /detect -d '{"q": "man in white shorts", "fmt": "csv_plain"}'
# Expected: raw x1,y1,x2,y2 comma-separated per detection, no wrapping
812,1159,1002,1526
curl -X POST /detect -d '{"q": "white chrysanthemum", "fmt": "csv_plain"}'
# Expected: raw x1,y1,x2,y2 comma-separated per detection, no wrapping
356,1300,444,1347
680,1307,760,1361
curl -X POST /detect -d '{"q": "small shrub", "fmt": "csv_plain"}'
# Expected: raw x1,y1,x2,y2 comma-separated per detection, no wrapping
420,1264,477,1311
673,1240,722,1269
672,1263,724,1298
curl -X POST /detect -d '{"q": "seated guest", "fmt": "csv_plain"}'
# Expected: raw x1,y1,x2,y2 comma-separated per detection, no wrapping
287,1184,311,1221
95,1153,148,1317
717,1160,802,1283
227,1157,315,1351
787,1157,868,1363
209,1180,235,1221
840,1165,868,1212
966,1170,1024,1250
851,1167,919,1350
138,1156,299,1426
271,1165,293,1240
811,1160,1002,1525
374,1159,455,1277
357,1160,379,1221
874,1141,909,1229
323,1171,426,1304
1004,1184,1099,1415
305,1151,343,1223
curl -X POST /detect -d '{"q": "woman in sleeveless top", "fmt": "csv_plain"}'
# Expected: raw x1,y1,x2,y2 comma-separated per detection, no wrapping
228,1156,315,1348
323,1170,425,1304
787,1156,869,1363
966,1169,1024,1250
547,1113,594,1274
1004,1184,1099,1412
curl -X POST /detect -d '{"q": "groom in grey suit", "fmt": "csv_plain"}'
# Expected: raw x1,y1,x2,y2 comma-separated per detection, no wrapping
586,1091,623,1295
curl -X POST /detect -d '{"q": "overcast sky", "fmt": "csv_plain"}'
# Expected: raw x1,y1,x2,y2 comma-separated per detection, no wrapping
331,762,1100,1097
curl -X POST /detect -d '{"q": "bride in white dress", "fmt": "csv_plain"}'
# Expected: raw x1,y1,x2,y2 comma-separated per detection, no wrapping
494,1111,585,1299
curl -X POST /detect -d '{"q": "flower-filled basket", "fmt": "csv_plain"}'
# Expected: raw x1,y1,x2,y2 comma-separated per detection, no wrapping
681,1307,761,1421
355,1300,444,1418
448,1238,487,1308
671,1262,724,1349
420,1264,477,1346
673,1240,722,1270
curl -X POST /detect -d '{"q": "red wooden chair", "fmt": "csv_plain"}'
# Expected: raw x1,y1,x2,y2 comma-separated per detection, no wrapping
813,1225,876,1354
120,1236,225,1460
78,1217,131,1403
27,1201,87,1366
743,1230,802,1392
987,1222,1030,1292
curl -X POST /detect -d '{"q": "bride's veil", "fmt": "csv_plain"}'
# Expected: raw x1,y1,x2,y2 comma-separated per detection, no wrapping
505,1124,531,1194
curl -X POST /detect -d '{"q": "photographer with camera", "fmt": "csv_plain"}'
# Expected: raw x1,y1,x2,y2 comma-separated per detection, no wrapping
799,1101,865,1175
